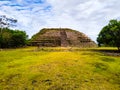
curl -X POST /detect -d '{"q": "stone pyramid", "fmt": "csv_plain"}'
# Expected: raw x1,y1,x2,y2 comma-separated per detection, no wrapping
31,28,97,47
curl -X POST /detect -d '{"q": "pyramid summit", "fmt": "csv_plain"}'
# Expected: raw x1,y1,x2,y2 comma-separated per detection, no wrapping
31,28,97,47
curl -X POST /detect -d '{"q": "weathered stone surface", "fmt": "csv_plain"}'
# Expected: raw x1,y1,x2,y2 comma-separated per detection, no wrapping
31,28,97,47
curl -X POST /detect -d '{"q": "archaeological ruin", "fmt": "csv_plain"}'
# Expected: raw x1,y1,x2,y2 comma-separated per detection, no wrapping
31,28,97,47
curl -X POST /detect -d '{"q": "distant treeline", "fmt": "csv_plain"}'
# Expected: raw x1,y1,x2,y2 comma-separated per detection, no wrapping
0,28,28,48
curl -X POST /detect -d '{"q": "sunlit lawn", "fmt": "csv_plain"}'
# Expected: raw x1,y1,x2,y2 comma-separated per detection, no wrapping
0,47,120,90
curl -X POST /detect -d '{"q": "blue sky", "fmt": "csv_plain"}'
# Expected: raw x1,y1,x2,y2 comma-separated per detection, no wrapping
0,0,120,41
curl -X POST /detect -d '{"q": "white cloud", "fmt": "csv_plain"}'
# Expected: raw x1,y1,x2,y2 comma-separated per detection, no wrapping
17,0,23,3
0,0,120,41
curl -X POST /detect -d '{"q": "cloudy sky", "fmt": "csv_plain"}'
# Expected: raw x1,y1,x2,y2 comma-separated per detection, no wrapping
0,0,120,41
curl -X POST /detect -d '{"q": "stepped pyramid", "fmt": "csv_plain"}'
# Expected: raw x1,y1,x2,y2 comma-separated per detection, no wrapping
31,28,97,47
60,30,69,47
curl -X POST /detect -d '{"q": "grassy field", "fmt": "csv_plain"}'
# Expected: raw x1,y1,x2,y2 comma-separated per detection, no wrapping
0,47,120,90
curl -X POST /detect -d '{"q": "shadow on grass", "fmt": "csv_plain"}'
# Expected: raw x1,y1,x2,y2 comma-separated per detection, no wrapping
91,49,120,56
92,62,109,72
101,57,115,62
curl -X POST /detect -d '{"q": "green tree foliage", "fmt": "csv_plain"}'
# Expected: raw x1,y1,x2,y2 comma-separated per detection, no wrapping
0,28,28,48
0,15,17,48
0,28,12,48
97,19,120,50
11,30,28,47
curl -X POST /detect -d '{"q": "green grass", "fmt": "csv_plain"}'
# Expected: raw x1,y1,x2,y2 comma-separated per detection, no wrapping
0,47,120,90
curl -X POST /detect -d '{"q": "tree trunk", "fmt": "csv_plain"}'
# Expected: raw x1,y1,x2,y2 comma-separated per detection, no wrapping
118,47,120,52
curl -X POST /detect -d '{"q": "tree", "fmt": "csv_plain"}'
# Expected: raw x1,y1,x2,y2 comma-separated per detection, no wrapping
0,15,17,28
0,28,28,48
97,19,120,51
0,15,28,48
11,30,28,47
1,28,12,48
0,15,17,48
